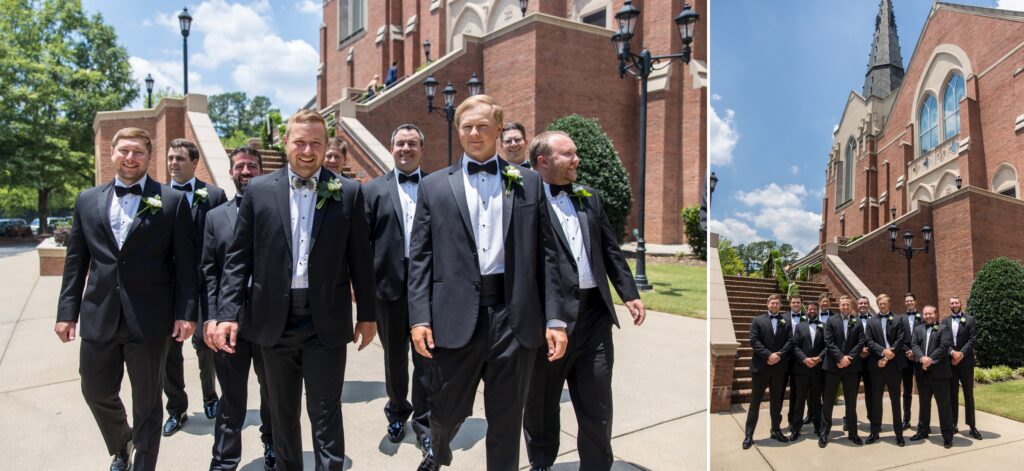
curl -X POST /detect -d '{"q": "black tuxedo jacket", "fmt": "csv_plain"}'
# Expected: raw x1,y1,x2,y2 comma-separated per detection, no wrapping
201,198,239,325
407,159,562,350
57,178,197,342
941,313,977,369
544,184,639,335
792,320,827,375
219,168,376,348
363,169,428,301
822,314,865,374
865,313,907,370
911,323,952,379
748,313,793,376
179,179,227,325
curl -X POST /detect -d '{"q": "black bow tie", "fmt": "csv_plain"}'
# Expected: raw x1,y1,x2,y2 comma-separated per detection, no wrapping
769,314,782,320
114,184,142,197
172,183,193,192
549,184,572,197
809,320,821,325
859,314,870,320
951,313,963,319
291,175,317,191
234,194,243,205
907,311,918,316
520,161,532,169
467,160,498,175
398,172,419,184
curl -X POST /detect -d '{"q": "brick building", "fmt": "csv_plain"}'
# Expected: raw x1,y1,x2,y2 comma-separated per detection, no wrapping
806,1,1024,307
313,0,707,243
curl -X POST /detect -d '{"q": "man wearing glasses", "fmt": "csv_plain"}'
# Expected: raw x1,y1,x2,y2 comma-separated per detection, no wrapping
500,122,529,168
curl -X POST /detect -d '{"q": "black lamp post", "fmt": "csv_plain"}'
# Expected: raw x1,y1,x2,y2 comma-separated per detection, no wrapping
423,39,431,63
709,172,718,199
424,73,484,165
956,175,963,189
612,1,699,291
888,222,933,293
178,7,192,95
144,73,154,108
520,0,528,17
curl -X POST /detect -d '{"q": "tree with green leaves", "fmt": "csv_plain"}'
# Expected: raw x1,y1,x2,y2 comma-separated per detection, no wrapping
208,92,277,142
546,114,633,240
0,0,138,233
717,238,744,276
735,240,799,275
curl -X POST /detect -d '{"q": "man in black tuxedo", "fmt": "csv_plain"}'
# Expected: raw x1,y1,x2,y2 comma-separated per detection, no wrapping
408,95,563,471
864,294,906,446
500,122,529,168
742,294,793,449
789,301,825,441
215,110,377,470
56,127,197,471
201,146,276,470
909,305,956,448
944,296,982,440
900,293,921,431
363,124,431,450
817,293,833,325
783,295,807,430
819,295,865,448
852,296,874,433
162,138,228,436
522,131,645,471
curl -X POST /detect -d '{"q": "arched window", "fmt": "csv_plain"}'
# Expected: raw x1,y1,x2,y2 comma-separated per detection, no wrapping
844,138,855,203
919,95,938,154
943,74,965,141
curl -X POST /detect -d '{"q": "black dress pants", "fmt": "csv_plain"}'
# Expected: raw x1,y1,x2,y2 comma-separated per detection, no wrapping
744,370,787,437
80,319,169,471
918,374,955,441
868,364,904,435
791,370,823,433
376,291,430,440
821,371,860,437
209,336,274,470
949,362,976,428
524,289,614,470
260,289,348,471
163,334,218,416
901,364,915,423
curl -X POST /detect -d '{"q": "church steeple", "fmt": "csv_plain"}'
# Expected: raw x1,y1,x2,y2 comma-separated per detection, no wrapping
863,0,905,99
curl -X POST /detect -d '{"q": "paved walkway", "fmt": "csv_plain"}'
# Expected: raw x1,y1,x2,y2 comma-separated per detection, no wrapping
0,250,707,470
712,399,1024,471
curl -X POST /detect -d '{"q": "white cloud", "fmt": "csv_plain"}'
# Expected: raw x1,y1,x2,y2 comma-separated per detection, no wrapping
735,211,756,222
712,93,721,101
129,56,223,100
751,206,821,255
997,0,1024,11
709,218,761,245
296,0,320,14
790,165,799,175
735,183,807,208
725,182,823,255
710,105,739,166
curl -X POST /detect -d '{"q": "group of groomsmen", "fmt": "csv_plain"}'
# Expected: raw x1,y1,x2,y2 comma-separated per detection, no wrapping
743,291,982,450
55,94,646,471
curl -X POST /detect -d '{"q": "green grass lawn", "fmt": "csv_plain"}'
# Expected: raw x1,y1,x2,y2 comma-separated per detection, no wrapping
969,379,1024,422
610,260,706,319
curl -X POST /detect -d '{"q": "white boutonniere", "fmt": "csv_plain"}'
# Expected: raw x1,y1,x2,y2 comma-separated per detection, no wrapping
502,165,523,196
316,177,343,209
570,184,592,202
137,195,162,216
779,317,787,326
193,187,209,207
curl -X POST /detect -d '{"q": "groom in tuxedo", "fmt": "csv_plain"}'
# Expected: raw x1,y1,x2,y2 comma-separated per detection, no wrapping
910,305,956,448
56,127,197,471
944,296,982,440
522,131,645,471
864,294,906,446
819,295,865,448
742,294,793,449
407,95,564,471
216,110,377,470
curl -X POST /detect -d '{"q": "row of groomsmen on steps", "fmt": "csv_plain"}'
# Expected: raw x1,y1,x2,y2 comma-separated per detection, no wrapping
744,292,982,450
56,94,645,471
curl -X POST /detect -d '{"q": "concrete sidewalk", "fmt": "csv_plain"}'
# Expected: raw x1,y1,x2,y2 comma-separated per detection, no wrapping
711,398,1024,471
0,250,707,470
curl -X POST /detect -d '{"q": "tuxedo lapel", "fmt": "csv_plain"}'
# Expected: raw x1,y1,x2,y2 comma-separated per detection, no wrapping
545,202,573,262
226,199,238,229
576,196,593,265
385,171,405,233
124,178,161,243
309,171,331,250
500,161,513,240
97,182,118,250
447,164,476,252
274,170,294,250
190,179,206,219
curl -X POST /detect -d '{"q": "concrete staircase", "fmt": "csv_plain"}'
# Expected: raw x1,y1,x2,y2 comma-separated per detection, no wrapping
724,276,833,404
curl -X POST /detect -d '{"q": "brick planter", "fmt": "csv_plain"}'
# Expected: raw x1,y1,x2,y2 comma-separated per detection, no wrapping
37,237,66,276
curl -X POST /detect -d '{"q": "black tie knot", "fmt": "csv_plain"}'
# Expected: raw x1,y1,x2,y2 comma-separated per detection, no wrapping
172,183,193,192
398,172,420,184
115,184,142,197
769,314,782,320
549,184,573,197
467,160,498,175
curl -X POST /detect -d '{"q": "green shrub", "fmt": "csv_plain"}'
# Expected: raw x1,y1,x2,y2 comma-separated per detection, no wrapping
975,365,1015,384
547,115,632,241
717,238,744,276
967,257,1024,368
1015,366,1024,378
681,205,706,260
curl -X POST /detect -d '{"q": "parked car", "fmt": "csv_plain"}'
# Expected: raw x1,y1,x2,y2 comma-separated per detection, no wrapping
0,218,31,237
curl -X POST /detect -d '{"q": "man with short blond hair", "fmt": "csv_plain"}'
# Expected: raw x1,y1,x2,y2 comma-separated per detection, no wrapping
864,293,907,446
819,295,865,447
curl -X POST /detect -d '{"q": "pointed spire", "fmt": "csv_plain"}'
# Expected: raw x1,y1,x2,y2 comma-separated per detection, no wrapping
863,0,905,99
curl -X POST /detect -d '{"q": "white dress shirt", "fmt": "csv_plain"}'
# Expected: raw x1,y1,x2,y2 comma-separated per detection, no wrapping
880,314,891,348
288,167,320,289
789,311,801,335
110,175,147,249
462,155,504,275
770,314,779,335
544,183,596,289
395,168,421,258
924,327,933,354
951,312,962,343
172,176,197,206
808,320,818,345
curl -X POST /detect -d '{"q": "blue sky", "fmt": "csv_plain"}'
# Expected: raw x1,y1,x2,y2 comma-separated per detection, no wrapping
708,0,1022,255
80,0,323,111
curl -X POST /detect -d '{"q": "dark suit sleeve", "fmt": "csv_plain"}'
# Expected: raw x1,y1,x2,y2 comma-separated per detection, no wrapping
347,186,376,322
539,177,565,324
211,187,228,207
911,327,925,360
56,192,90,323
172,193,198,322
892,319,907,354
220,191,255,322
407,181,433,327
593,192,639,302
847,324,865,357
749,318,772,361
961,316,976,358
865,321,886,356
932,327,952,364
201,211,220,322
825,319,843,361
779,328,793,357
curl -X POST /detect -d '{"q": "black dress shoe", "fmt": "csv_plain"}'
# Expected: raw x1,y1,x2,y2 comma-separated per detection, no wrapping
204,399,219,420
969,427,983,440
417,453,439,471
901,420,911,431
742,435,753,449
865,432,880,444
263,441,276,471
418,435,433,458
944,439,953,449
386,420,406,443
770,429,789,443
788,430,800,442
530,467,552,471
818,435,828,448
909,431,928,441
896,435,905,447
162,412,188,436
842,417,848,432
848,434,863,445
110,441,133,471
